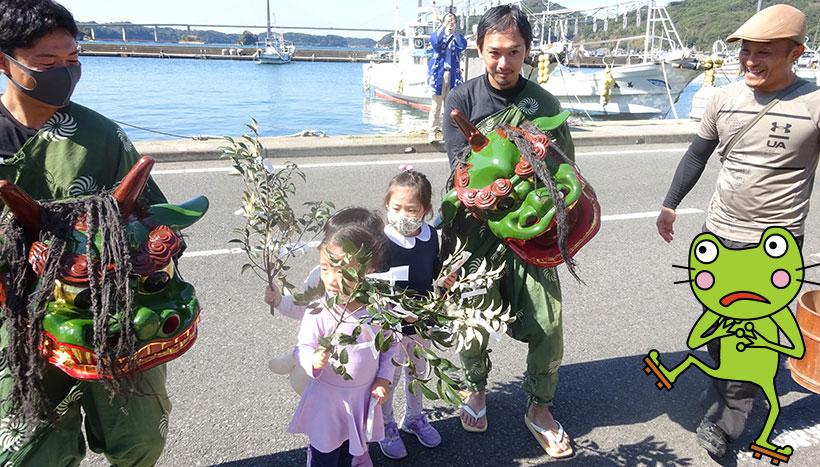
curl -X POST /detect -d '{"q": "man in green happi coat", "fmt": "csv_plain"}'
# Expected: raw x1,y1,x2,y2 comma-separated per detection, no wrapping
441,4,579,460
0,1,169,465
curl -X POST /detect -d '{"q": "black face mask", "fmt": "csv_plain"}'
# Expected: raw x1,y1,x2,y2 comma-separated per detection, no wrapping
3,53,82,107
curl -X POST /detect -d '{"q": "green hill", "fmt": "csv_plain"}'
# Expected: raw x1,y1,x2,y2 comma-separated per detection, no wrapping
667,0,819,49
78,22,377,48
517,0,819,51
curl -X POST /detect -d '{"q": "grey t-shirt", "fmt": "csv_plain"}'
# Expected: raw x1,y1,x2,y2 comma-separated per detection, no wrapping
699,78,820,242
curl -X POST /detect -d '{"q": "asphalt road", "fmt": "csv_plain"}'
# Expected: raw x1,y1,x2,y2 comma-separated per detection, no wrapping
80,143,820,467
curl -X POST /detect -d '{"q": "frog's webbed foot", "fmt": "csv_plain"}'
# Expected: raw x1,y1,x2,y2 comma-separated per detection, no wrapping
643,349,673,391
750,443,793,465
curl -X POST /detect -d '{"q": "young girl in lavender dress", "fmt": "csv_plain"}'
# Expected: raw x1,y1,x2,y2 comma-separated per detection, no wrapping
265,208,395,467
378,167,456,460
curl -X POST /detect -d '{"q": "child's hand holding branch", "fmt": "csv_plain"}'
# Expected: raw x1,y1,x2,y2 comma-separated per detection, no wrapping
370,377,391,405
313,348,331,370
264,283,282,307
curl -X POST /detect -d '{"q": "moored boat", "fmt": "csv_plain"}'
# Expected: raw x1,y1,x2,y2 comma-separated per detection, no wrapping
256,0,295,65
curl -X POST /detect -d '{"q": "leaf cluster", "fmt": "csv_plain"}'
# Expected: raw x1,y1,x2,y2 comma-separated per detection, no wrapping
221,120,334,313
310,239,514,406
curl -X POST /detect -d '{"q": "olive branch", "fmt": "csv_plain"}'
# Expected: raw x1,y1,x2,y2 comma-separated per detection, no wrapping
220,119,333,314
310,238,513,405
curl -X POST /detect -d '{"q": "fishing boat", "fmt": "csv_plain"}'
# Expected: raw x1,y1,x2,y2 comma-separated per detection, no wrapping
363,1,440,112
363,0,704,120
256,0,295,65
532,0,703,119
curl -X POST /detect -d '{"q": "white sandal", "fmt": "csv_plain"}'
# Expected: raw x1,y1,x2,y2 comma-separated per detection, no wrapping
459,400,487,433
524,415,574,459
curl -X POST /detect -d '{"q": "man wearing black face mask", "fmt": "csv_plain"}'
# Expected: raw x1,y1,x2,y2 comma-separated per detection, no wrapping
0,1,168,466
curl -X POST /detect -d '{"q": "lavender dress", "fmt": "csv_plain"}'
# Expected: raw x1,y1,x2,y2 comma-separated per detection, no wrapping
287,304,396,456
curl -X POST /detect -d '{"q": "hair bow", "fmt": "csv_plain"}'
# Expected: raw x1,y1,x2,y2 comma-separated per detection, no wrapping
398,164,414,172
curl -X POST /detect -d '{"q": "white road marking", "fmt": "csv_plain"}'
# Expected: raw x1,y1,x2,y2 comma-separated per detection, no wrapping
601,208,702,221
151,147,688,175
186,207,703,258
153,167,236,175
184,248,244,258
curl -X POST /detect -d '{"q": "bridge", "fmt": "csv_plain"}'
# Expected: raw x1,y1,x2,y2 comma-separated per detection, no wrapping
76,22,393,42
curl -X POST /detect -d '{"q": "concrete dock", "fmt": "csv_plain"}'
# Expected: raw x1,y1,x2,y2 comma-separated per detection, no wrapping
79,42,384,62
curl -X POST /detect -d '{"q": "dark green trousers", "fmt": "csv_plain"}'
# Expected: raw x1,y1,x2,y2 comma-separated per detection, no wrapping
0,342,170,467
459,248,564,406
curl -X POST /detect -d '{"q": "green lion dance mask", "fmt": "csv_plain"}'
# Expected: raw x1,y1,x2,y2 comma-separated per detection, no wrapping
441,109,600,268
0,156,208,381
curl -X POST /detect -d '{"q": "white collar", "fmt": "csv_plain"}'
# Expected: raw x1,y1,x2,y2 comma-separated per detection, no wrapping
384,223,431,249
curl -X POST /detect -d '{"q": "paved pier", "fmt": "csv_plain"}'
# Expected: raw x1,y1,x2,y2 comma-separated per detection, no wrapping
77,135,819,466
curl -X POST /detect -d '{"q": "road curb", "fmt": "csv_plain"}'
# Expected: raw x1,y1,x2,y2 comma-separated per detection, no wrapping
134,120,697,162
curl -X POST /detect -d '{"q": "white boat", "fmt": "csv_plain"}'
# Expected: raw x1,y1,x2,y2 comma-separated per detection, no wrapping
689,43,820,120
533,1,703,119
364,0,704,120
363,2,441,112
544,60,701,119
256,0,295,65
797,47,816,68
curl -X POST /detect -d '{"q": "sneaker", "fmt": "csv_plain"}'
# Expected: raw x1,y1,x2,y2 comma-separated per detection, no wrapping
427,131,438,143
378,422,407,459
401,415,442,448
696,419,729,458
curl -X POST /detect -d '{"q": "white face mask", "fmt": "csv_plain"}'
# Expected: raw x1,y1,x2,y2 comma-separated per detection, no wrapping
387,210,423,236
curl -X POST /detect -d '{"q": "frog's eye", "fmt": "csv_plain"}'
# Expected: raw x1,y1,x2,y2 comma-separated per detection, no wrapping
694,239,719,264
764,234,788,258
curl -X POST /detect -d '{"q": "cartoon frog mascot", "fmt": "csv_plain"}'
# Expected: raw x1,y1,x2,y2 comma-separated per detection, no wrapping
644,227,806,464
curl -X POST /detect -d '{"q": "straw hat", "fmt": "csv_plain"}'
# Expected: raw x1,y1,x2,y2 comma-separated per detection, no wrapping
727,4,806,44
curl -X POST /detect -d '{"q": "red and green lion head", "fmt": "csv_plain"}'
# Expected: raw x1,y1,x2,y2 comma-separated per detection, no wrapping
441,110,600,273
0,157,207,386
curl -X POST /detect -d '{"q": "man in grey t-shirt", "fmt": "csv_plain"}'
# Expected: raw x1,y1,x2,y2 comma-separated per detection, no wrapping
655,4,819,459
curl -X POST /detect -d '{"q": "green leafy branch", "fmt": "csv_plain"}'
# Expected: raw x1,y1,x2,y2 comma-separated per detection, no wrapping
310,238,513,405
220,119,333,314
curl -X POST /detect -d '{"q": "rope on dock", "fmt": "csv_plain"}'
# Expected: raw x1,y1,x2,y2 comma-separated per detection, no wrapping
113,120,221,141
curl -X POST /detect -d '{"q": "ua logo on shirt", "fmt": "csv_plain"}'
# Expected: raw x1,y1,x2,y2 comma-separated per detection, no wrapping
770,122,792,133
767,121,791,149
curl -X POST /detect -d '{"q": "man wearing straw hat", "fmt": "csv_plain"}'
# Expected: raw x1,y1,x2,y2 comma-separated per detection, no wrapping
656,3,820,459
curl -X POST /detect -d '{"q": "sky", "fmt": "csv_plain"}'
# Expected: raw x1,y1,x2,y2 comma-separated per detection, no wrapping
57,0,669,40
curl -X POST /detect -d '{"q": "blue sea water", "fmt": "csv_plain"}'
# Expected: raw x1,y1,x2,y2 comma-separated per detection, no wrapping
0,56,703,141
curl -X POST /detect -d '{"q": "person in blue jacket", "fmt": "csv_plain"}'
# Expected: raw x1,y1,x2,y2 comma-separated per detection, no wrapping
427,12,466,142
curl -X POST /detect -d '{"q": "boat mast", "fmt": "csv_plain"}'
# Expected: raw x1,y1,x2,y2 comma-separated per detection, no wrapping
643,0,652,63
464,0,470,36
393,0,399,63
266,0,272,42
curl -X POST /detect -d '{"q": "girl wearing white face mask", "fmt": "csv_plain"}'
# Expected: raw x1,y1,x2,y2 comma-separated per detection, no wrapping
378,166,456,460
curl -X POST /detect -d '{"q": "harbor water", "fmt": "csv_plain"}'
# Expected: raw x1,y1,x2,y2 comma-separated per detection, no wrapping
0,56,711,141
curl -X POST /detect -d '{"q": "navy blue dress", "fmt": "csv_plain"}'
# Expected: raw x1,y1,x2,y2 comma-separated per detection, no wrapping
384,223,441,335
